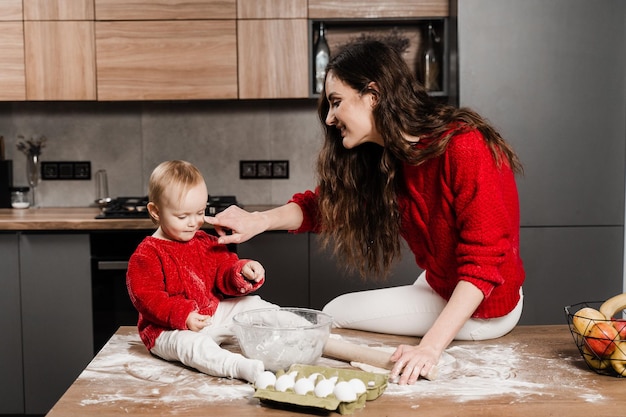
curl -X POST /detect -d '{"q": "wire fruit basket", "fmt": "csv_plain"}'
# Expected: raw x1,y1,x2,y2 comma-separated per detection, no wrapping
565,301,626,377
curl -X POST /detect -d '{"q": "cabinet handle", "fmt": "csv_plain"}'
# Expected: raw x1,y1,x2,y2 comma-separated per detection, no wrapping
97,261,128,271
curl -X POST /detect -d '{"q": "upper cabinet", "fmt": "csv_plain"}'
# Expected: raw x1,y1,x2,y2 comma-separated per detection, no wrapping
23,0,95,20
24,21,96,100
0,0,452,101
94,0,236,20
237,0,308,99
96,20,237,100
94,0,237,100
0,1,25,101
22,1,96,100
237,0,307,19
308,0,449,19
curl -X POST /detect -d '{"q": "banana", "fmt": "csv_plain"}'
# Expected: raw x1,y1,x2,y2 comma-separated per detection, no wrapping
610,340,626,376
599,293,626,319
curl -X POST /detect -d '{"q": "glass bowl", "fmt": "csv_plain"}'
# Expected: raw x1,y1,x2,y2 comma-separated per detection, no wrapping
232,307,333,372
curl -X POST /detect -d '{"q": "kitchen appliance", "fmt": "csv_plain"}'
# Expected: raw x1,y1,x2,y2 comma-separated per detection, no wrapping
95,195,238,219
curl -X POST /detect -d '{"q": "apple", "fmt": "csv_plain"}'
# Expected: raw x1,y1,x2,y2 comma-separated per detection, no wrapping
584,322,619,358
612,319,626,340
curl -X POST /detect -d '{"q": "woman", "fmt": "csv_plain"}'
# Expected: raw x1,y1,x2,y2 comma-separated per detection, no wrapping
206,38,525,385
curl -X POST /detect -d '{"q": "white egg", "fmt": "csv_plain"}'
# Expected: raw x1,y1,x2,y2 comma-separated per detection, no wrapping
274,373,296,392
307,372,321,382
333,381,357,402
293,377,315,395
348,378,367,394
314,378,335,398
254,371,276,389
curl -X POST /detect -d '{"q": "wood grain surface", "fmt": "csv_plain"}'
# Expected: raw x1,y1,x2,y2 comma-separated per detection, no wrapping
47,325,626,417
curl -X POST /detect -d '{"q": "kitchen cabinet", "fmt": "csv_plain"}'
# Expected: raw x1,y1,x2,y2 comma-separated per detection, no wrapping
0,1,25,101
238,232,310,307
237,0,307,19
95,20,237,100
309,235,422,310
238,19,309,99
20,233,93,415
24,21,97,100
0,234,24,414
237,0,308,99
94,0,237,100
94,0,236,20
308,0,449,19
0,232,93,415
310,18,451,98
23,0,95,20
0,21,26,101
458,0,626,322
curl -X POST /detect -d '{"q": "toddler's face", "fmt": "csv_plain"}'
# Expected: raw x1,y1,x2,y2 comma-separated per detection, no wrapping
157,181,208,242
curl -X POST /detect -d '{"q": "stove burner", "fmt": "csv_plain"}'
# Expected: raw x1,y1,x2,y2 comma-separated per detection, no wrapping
95,195,238,219
96,196,149,219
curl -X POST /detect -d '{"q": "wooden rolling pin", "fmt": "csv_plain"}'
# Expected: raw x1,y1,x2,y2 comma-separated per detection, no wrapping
322,338,438,381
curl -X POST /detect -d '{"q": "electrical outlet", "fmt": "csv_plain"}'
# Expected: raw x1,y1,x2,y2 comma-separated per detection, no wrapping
41,161,91,180
239,160,289,179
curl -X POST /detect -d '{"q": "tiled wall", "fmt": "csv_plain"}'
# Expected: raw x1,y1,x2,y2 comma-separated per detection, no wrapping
0,100,321,207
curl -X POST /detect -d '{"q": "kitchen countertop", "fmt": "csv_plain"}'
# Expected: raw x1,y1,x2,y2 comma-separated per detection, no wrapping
0,205,276,231
46,325,626,417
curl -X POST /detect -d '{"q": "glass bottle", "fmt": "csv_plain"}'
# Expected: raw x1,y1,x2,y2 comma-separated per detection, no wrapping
314,22,330,94
26,153,41,208
421,22,440,92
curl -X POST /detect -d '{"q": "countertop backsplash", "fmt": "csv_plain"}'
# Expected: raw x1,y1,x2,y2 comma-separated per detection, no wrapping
0,100,321,208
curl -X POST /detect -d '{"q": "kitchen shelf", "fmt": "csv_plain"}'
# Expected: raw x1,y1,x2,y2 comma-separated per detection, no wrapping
309,18,450,99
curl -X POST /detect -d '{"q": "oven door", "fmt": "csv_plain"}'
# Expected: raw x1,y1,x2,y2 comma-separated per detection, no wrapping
90,230,149,353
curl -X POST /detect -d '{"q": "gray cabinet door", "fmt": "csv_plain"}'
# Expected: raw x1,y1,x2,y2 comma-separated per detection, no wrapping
0,234,24,414
458,0,626,227
518,226,624,325
458,0,626,323
19,233,93,414
238,231,310,308
309,235,422,310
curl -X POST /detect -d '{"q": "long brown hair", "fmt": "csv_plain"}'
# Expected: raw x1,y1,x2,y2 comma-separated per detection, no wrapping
316,38,522,279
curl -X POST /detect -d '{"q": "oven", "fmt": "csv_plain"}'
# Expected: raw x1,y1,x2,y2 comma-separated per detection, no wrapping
90,230,148,353
90,196,238,354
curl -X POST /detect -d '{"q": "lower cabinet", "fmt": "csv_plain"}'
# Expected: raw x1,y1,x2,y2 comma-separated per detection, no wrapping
238,231,309,307
0,232,93,415
308,235,422,310
0,233,24,414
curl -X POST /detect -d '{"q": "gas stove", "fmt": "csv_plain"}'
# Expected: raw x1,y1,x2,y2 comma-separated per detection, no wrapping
95,195,238,219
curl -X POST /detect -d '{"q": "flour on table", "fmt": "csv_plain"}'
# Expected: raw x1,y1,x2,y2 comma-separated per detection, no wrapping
79,333,254,408
328,334,605,404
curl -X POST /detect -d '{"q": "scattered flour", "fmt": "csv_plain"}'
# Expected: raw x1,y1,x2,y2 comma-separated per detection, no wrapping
78,331,605,410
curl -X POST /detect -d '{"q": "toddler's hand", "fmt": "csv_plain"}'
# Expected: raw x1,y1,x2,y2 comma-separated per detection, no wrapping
240,261,265,292
186,311,211,332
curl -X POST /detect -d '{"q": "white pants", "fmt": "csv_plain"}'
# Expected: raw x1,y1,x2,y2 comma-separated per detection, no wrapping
151,295,277,381
322,271,523,341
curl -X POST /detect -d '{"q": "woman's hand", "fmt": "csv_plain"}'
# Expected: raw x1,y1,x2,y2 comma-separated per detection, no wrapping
204,205,269,245
186,311,211,332
389,343,441,385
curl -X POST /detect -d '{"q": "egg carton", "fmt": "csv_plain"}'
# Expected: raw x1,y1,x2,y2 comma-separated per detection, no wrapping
253,364,388,415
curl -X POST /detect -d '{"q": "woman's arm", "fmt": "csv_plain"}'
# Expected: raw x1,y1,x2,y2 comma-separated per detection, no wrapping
389,280,484,384
205,202,304,245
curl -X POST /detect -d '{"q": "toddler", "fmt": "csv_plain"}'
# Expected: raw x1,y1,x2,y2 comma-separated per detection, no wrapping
126,160,276,383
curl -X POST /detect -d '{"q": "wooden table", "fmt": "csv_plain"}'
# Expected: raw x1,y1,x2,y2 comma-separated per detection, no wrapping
47,325,625,417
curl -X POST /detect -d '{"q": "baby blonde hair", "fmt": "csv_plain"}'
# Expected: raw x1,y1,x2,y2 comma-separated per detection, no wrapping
148,160,205,224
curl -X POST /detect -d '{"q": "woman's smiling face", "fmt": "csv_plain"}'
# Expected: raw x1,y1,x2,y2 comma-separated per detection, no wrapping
324,72,383,149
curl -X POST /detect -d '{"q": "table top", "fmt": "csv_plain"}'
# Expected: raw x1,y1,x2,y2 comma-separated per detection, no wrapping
46,325,626,417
